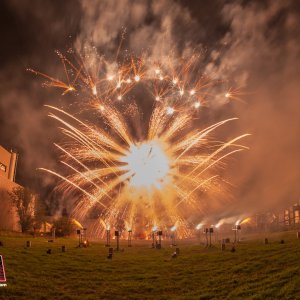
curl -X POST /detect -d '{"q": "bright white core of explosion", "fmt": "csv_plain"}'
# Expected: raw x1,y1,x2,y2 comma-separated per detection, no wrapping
120,140,171,189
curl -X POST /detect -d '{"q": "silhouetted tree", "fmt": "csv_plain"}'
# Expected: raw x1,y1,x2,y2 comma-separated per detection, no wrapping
61,207,68,217
32,195,46,234
44,189,60,216
53,216,73,237
9,186,35,233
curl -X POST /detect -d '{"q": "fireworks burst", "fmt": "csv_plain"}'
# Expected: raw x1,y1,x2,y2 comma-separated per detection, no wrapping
32,48,249,238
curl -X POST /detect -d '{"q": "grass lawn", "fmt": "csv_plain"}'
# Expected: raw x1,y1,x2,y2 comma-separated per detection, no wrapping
0,231,299,299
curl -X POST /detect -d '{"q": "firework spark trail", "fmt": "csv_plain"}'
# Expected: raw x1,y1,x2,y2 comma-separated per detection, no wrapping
34,48,249,238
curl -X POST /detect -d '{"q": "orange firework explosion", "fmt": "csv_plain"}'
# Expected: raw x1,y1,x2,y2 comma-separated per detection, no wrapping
32,48,249,238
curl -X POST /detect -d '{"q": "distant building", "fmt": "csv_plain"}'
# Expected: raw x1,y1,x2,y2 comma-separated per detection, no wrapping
255,202,300,231
0,145,20,231
280,203,300,227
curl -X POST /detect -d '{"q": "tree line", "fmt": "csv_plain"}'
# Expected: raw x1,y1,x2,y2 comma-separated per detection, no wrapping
9,186,72,236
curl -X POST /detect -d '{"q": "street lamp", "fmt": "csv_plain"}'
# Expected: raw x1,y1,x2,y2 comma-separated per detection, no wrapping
157,230,163,249
128,229,132,247
209,227,214,247
115,230,120,251
195,223,203,244
105,226,111,247
203,228,209,247
151,226,157,248
215,223,222,243
76,229,82,247
203,227,214,247
83,228,88,247
233,224,241,243
170,226,176,246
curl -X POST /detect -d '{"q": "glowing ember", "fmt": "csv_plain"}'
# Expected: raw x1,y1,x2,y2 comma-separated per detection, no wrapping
196,223,203,230
107,75,114,81
194,102,201,109
166,106,175,115
171,225,176,232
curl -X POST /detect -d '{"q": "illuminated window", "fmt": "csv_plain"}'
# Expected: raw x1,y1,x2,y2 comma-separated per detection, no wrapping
295,210,300,224
284,209,290,226
0,163,6,173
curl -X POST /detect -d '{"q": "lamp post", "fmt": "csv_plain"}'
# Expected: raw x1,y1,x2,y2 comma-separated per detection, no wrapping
203,228,209,247
83,228,88,247
76,229,81,247
195,223,203,244
170,226,177,246
128,229,132,247
171,232,176,246
105,227,110,247
215,224,221,243
152,231,155,248
151,226,157,248
157,230,163,249
115,230,120,251
209,227,214,247
233,224,241,243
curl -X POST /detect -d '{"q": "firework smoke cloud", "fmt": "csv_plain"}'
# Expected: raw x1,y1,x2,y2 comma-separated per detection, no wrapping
0,0,299,224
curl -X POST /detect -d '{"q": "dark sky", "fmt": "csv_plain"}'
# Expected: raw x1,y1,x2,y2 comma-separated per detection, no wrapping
0,0,81,186
0,0,300,216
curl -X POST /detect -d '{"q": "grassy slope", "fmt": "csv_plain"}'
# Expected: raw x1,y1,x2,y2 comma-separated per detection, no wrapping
0,231,299,300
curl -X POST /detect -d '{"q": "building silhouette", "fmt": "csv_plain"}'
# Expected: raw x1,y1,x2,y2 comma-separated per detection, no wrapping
0,145,20,231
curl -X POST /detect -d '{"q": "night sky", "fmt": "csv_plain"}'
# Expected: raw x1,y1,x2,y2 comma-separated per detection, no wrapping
0,0,300,216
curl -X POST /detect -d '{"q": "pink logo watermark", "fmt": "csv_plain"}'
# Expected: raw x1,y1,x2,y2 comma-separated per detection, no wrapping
0,255,6,284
